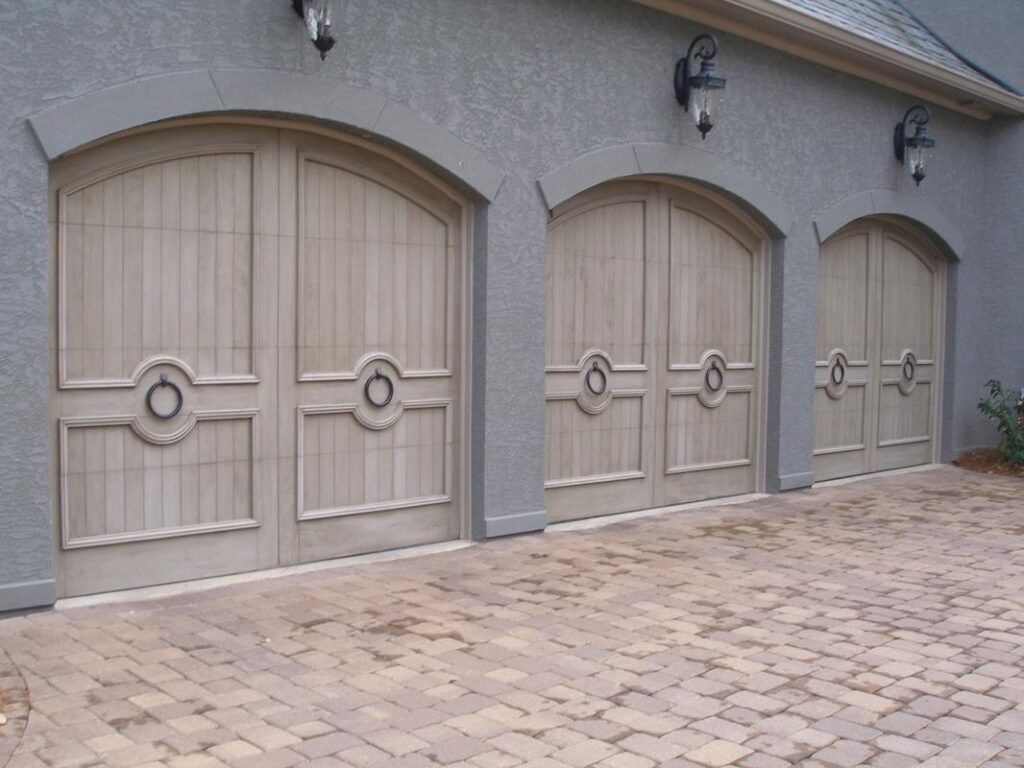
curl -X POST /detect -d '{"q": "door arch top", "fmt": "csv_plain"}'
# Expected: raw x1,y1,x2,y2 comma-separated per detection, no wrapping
537,143,795,238
814,190,965,261
27,69,505,202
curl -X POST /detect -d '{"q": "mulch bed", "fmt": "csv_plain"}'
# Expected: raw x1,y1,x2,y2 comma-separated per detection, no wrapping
955,447,1024,478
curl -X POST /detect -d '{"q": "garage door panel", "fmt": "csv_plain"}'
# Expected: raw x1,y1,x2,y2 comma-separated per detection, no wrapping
817,233,870,362
881,236,936,362
544,395,644,487
877,381,932,446
296,503,456,563
298,403,451,520
298,156,452,379
283,130,464,565
59,150,258,387
815,220,943,481
545,200,648,368
60,414,258,549
546,182,763,520
668,206,755,366
664,390,752,473
813,383,867,454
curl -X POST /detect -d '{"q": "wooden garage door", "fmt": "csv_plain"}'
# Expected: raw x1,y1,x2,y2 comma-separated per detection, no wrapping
51,124,464,597
813,219,944,482
544,181,765,523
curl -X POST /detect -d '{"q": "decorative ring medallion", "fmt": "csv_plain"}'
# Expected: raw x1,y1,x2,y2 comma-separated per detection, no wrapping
825,350,849,401
145,373,184,420
697,353,728,409
898,351,918,396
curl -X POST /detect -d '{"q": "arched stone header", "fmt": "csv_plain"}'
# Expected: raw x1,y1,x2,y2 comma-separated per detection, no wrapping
537,143,795,237
814,190,965,260
28,69,505,202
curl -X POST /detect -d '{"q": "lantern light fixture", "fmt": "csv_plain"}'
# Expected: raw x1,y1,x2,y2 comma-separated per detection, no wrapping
675,34,727,140
291,0,336,60
894,105,936,186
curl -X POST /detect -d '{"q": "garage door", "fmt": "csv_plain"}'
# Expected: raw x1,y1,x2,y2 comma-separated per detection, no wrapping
813,219,944,482
51,123,464,597
544,181,766,523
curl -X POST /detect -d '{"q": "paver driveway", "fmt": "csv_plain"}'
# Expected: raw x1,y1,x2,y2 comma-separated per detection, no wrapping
2,466,1024,768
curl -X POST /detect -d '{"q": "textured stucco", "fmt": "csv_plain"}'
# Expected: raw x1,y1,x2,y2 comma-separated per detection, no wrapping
0,0,1020,610
902,0,1024,452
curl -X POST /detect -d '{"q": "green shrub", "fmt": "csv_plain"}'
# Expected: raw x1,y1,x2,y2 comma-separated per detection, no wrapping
978,380,1024,465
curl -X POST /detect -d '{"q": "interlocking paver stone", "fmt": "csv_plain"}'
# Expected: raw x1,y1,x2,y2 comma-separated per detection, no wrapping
2,467,1024,767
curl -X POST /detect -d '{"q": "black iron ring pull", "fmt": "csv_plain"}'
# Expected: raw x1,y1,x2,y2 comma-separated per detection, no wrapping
831,360,846,386
364,368,394,408
903,357,916,382
705,361,725,393
145,373,183,420
585,361,607,396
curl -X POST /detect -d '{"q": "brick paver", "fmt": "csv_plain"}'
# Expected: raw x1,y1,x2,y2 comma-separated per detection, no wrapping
2,466,1024,767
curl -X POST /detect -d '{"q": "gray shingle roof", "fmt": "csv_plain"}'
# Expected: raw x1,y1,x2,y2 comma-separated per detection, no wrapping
770,0,1015,94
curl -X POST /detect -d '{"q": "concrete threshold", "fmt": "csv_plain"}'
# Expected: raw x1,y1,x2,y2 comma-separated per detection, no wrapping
547,492,769,533
56,540,474,610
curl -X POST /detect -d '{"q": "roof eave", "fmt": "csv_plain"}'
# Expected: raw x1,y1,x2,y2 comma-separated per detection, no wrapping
633,0,1024,120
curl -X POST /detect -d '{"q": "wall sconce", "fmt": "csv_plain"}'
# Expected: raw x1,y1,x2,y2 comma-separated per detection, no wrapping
291,0,336,60
675,34,727,140
894,105,936,186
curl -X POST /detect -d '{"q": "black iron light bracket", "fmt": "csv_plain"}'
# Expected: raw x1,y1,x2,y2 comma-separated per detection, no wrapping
894,104,936,185
674,34,725,111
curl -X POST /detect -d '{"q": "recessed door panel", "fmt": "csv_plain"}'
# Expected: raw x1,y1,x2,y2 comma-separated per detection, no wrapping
545,396,644,486
297,157,451,377
61,152,256,386
667,207,755,366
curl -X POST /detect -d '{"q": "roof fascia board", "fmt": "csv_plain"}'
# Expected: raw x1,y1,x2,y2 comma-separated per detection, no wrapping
633,0,1024,119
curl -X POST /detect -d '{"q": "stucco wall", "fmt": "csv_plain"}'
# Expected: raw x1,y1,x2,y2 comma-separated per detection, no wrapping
902,0,1024,451
0,0,1017,610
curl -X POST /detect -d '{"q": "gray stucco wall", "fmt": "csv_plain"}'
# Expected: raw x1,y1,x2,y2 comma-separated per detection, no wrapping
0,0,1019,610
903,0,1024,451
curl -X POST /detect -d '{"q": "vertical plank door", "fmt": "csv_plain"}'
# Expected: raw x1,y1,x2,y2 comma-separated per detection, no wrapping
543,183,659,523
51,126,280,597
276,131,464,564
655,189,764,506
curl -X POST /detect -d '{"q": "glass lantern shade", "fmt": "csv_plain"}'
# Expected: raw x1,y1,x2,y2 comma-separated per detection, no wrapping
292,0,336,59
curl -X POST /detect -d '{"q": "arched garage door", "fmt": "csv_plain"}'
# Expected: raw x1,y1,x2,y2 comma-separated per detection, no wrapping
51,123,465,597
544,180,767,523
814,218,945,481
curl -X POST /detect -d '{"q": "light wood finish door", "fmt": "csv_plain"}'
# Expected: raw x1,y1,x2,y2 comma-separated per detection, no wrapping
276,131,463,564
51,122,465,597
544,183,659,521
544,181,765,523
51,126,280,596
814,220,944,481
655,188,764,506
